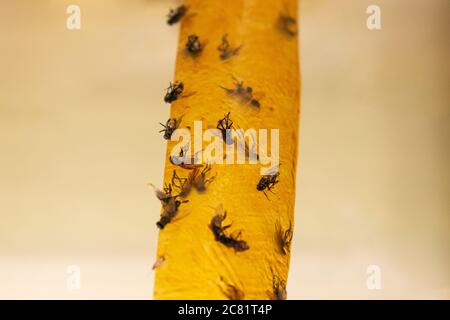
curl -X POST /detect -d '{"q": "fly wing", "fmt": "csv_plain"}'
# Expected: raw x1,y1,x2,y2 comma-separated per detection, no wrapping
149,183,171,202
265,163,280,176
234,127,258,160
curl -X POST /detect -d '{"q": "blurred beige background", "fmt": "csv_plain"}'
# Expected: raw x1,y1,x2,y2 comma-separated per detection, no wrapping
0,0,448,299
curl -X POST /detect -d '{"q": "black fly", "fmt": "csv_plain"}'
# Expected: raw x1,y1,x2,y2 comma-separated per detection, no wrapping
217,34,241,60
164,81,184,103
210,204,249,252
186,34,203,55
166,5,187,25
159,115,183,140
257,168,280,200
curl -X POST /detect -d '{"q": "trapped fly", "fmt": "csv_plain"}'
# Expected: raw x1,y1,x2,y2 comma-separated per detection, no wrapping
267,269,287,300
166,5,187,25
216,112,234,145
159,115,183,140
171,169,194,197
217,34,241,60
257,166,280,200
220,76,262,108
149,183,188,229
219,277,245,300
275,220,293,255
277,13,297,36
210,204,249,252
186,34,204,55
192,164,216,192
170,143,203,170
164,81,184,103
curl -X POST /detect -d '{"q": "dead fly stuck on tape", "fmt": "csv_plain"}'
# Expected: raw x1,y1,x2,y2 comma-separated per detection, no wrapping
217,34,241,60
166,5,187,25
257,169,280,200
219,277,245,300
172,165,215,195
152,183,174,205
216,112,234,145
210,204,249,252
277,13,297,37
159,116,183,140
192,164,216,192
170,143,203,170
185,34,203,55
150,183,188,229
267,271,287,300
220,76,262,108
171,169,194,197
164,81,184,103
275,220,293,255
